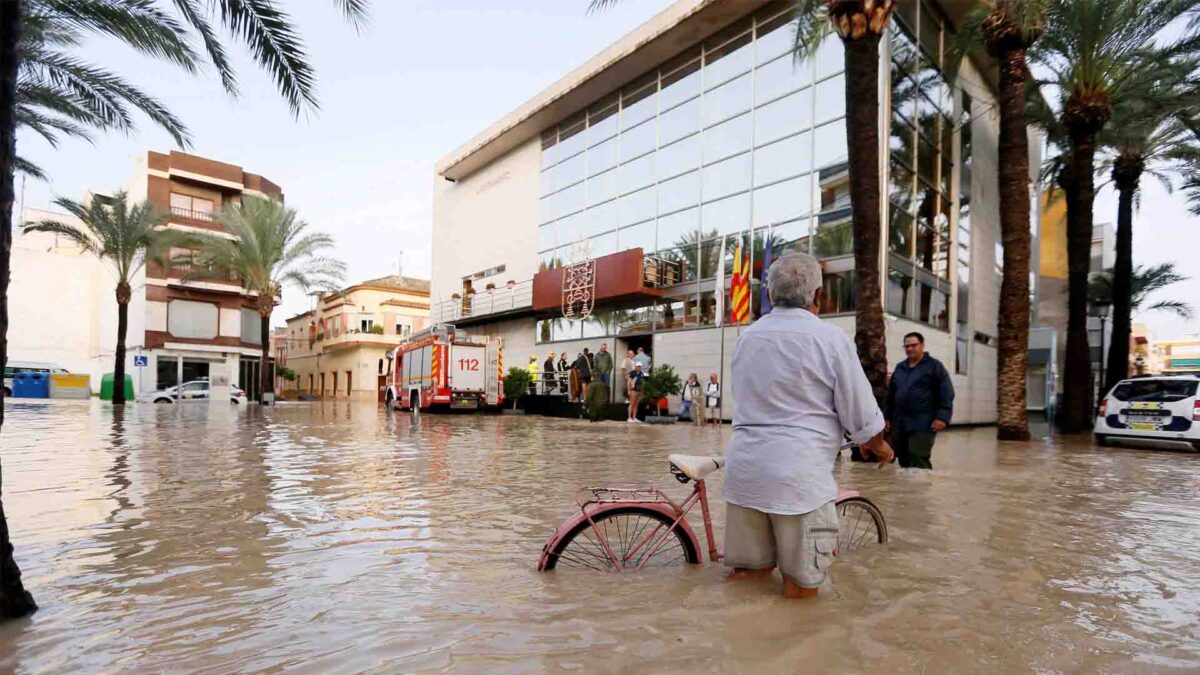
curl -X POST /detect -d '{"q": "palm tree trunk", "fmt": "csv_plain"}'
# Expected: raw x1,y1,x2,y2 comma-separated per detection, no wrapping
0,0,36,620
843,33,888,405
1060,132,1098,433
994,46,1032,441
1105,160,1139,396
259,311,272,405
112,286,130,406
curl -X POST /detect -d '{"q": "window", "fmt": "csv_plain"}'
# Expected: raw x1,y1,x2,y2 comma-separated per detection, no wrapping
241,308,262,345
1110,379,1198,402
168,300,218,339
360,318,374,333
169,193,215,220
395,322,411,337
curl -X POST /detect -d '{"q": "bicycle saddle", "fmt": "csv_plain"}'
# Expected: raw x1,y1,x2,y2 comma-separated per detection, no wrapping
668,455,725,483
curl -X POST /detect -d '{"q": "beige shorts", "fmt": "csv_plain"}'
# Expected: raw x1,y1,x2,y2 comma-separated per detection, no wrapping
724,501,839,588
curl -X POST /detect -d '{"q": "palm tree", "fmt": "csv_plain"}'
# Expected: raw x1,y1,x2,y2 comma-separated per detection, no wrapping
1030,0,1200,433
0,0,367,622
1100,101,1198,394
190,197,344,405
23,192,181,405
957,0,1046,440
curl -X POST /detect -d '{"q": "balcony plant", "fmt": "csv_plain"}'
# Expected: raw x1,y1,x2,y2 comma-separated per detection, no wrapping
369,324,385,335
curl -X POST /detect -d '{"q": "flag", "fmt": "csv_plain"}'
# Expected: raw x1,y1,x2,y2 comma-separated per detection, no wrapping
760,237,772,316
714,235,726,327
730,236,750,324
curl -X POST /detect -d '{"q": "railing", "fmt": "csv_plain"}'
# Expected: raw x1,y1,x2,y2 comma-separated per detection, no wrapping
170,206,215,222
642,256,684,288
432,280,533,324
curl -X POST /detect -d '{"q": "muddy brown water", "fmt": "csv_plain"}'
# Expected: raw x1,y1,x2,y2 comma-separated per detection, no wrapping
0,400,1196,672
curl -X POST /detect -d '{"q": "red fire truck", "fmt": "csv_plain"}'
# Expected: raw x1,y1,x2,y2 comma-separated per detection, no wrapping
385,324,503,411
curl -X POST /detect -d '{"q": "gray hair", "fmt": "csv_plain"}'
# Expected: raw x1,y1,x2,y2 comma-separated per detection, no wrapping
767,253,823,308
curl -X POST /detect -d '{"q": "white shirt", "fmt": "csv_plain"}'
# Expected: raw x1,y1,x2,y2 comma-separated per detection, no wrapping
723,308,885,515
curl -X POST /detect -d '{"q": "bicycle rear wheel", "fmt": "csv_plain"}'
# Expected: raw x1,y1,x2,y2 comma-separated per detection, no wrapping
543,507,699,571
835,496,887,551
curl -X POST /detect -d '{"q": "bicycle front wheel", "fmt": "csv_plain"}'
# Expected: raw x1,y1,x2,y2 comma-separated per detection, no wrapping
836,496,888,551
543,507,699,571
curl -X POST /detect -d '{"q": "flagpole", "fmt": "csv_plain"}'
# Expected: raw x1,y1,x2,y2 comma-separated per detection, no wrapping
715,235,726,427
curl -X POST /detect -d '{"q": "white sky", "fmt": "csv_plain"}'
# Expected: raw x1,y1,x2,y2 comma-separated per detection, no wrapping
17,1,1200,340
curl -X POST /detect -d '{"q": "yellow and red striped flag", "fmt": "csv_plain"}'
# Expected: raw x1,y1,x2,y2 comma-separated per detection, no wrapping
730,237,750,324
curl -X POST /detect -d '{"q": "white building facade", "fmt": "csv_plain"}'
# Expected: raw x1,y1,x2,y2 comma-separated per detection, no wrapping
432,0,1045,424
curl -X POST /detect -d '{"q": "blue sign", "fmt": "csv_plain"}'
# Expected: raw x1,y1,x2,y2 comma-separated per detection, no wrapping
134,355,148,368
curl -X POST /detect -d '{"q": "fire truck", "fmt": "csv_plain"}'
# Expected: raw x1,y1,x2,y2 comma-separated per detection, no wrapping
385,324,503,411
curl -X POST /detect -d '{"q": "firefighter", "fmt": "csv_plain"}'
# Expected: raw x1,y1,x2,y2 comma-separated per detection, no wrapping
527,355,540,395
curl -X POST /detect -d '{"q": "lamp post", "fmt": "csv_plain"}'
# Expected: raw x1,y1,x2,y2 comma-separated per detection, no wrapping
1090,297,1112,410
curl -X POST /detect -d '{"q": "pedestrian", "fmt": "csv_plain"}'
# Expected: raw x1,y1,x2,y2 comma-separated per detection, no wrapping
680,373,702,424
705,373,721,428
526,355,539,395
543,352,557,394
620,349,636,402
885,331,954,470
626,361,645,423
574,349,593,401
634,346,652,372
723,253,894,599
594,343,614,400
557,352,570,394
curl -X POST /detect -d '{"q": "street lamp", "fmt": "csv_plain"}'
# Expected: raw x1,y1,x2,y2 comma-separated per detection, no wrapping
1090,296,1112,408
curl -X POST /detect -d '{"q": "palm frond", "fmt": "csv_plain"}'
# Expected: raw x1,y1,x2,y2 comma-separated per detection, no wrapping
171,0,238,95
216,0,318,116
15,155,47,180
39,0,200,71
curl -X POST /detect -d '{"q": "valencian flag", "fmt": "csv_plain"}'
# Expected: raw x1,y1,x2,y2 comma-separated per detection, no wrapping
730,236,751,324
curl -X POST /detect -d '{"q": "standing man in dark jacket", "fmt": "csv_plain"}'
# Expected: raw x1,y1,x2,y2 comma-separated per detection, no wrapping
886,332,954,469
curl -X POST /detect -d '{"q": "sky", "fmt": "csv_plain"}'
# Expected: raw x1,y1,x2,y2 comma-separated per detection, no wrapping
18,0,1200,341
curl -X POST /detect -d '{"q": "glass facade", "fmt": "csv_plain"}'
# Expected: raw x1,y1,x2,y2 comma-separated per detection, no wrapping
888,1,953,331
533,0,967,344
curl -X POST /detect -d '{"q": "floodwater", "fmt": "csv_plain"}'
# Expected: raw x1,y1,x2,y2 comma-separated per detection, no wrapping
0,400,1197,673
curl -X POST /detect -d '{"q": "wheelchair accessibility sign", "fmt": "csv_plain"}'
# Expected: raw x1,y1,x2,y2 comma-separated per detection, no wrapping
134,355,148,367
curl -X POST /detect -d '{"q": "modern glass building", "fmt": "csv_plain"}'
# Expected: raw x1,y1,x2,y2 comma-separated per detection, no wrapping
431,0,1047,423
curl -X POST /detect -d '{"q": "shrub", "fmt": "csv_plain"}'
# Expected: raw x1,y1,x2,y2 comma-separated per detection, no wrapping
503,366,531,409
642,364,682,416
276,365,297,382
369,324,384,335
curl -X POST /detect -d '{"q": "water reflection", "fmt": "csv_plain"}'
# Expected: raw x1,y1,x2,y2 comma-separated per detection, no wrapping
0,401,1196,671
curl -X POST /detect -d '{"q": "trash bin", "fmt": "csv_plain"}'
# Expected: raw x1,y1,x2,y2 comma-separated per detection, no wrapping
99,373,134,401
13,372,49,398
49,373,91,400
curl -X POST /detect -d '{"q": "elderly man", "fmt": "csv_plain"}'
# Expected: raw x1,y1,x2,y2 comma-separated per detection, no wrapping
724,253,894,599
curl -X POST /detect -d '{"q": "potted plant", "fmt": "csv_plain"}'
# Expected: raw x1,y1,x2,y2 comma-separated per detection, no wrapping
641,364,682,423
503,367,532,413
485,282,496,291
451,293,461,300
369,324,384,335
505,279,516,289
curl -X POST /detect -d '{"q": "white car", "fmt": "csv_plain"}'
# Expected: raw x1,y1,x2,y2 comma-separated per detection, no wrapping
140,379,249,405
1094,375,1200,451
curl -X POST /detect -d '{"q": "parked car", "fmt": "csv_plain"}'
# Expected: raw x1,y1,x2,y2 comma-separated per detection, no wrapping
139,379,249,404
4,361,68,397
1095,375,1200,451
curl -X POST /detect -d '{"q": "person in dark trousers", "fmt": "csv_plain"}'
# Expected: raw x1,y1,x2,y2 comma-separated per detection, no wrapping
574,349,593,402
886,331,955,469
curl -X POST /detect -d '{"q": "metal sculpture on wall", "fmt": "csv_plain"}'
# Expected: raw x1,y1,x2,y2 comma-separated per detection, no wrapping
562,259,596,320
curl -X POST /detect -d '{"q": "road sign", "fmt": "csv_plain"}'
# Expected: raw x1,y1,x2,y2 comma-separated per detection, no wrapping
134,355,148,368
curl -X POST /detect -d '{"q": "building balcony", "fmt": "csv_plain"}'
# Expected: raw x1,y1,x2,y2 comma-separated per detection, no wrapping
321,331,404,351
432,280,534,325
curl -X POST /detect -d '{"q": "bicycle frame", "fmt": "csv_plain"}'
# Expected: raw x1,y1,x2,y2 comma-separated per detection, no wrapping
538,482,867,572
537,481,713,572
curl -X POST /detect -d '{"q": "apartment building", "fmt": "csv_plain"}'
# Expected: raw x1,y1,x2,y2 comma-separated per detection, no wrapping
281,275,431,401
127,150,285,400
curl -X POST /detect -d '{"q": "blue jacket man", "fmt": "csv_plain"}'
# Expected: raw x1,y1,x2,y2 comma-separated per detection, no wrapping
885,331,954,469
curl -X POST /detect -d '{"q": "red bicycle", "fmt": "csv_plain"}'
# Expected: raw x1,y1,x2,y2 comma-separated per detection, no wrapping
538,453,887,572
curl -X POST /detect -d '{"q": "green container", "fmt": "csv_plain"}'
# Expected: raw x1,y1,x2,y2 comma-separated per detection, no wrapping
100,373,135,401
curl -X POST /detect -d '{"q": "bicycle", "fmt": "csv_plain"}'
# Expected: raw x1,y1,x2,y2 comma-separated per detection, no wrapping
537,451,888,572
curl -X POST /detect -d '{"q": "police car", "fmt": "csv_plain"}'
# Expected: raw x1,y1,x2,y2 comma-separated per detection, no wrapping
1094,375,1200,451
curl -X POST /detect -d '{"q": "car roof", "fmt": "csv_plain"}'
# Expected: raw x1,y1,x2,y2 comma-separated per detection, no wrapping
1118,375,1200,384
